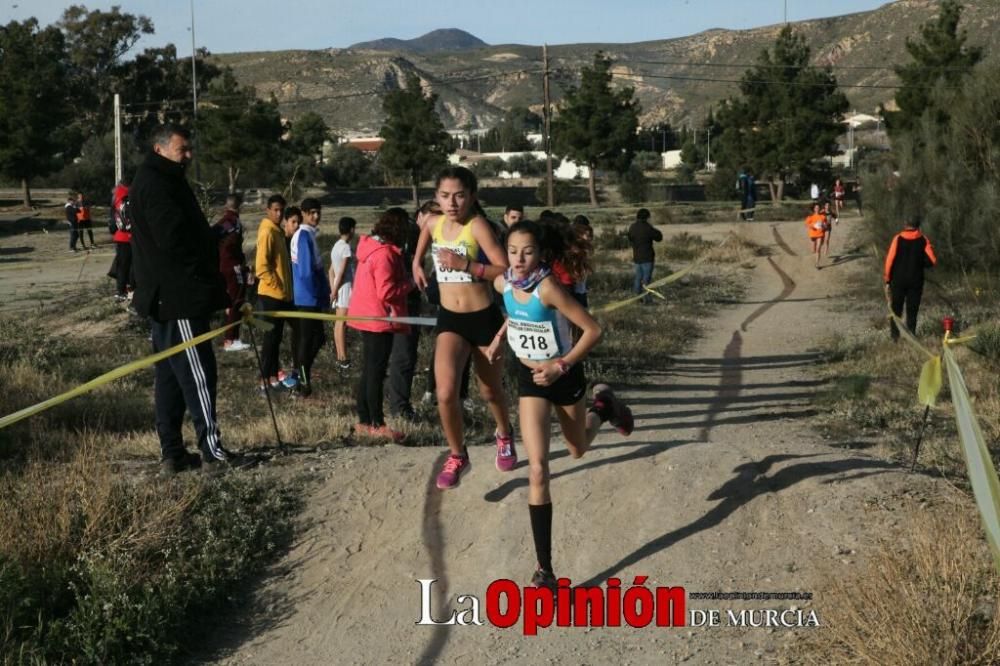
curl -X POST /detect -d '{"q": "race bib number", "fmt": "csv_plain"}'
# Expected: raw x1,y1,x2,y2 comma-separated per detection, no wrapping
507,318,559,360
432,242,472,283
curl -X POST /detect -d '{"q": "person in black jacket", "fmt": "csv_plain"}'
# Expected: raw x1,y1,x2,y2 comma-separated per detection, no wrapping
627,208,663,304
130,123,232,475
883,214,937,341
65,193,81,252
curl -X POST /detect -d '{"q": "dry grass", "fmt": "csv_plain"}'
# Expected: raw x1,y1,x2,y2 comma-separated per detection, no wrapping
0,440,198,567
805,248,1000,663
805,499,1000,665
815,260,1000,477
0,220,749,662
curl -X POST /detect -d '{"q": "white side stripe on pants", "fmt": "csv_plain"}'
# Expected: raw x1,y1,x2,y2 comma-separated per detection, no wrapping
177,318,225,460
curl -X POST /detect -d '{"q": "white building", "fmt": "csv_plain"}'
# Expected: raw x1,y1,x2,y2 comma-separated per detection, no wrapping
448,150,589,180
661,150,683,170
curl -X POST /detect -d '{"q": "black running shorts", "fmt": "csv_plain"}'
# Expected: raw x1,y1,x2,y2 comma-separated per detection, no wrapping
436,304,504,348
517,361,587,406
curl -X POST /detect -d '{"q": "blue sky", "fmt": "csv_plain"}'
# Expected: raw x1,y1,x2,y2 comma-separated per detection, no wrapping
4,1,893,54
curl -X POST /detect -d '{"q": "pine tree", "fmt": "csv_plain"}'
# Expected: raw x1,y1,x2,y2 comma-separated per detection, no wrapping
0,20,73,208
713,25,848,201
379,73,450,205
885,0,983,135
551,52,640,206
198,70,283,193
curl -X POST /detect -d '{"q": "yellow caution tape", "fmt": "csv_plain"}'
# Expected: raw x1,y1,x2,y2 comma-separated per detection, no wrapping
886,309,936,360
884,286,1000,570
917,355,942,408
0,231,735,429
643,285,666,301
593,233,733,314
943,344,1000,571
0,305,438,431
0,321,238,430
255,310,438,327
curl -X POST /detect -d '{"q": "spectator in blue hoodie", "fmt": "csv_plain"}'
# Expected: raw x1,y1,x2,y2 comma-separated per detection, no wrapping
290,198,330,395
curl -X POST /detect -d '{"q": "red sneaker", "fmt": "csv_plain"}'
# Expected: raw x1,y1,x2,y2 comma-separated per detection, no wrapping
592,383,634,436
436,453,471,490
495,426,517,472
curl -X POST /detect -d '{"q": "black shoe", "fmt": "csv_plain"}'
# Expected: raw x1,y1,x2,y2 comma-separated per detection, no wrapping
160,451,202,477
337,360,351,371
530,568,558,595
203,449,253,476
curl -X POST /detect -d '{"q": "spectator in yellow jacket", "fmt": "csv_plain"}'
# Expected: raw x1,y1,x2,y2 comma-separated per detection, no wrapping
255,194,293,390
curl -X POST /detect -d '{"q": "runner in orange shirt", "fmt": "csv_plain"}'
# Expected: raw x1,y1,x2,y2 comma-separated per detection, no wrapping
805,203,826,268
76,192,96,249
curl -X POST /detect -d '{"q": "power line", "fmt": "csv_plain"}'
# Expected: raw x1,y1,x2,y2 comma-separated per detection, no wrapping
550,67,957,91
623,57,975,73
608,70,912,90
120,68,543,111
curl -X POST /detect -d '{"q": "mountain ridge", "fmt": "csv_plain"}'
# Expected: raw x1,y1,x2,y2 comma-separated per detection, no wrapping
211,1,996,135
349,28,487,53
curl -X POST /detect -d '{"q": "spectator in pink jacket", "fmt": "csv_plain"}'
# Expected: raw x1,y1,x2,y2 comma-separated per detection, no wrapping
348,208,415,442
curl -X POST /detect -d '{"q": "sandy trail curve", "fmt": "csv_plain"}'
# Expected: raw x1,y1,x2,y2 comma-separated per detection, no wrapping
215,216,938,665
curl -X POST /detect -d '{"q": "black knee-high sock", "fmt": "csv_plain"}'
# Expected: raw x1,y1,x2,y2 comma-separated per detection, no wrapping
529,503,553,573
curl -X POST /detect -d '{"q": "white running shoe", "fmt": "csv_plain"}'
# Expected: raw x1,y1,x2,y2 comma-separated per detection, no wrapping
224,340,251,352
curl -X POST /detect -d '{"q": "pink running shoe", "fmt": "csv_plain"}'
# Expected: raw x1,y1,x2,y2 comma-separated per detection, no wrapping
592,383,634,436
436,453,471,490
495,426,517,472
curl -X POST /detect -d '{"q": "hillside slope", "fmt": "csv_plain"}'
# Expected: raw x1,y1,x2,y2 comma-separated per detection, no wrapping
212,0,997,133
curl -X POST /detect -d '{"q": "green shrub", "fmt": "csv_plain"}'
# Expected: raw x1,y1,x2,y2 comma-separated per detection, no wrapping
663,232,711,262
0,474,302,664
534,179,573,206
970,323,1000,365
618,164,649,203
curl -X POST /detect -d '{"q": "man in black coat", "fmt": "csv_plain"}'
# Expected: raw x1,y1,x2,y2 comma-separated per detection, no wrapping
627,208,663,304
130,123,232,474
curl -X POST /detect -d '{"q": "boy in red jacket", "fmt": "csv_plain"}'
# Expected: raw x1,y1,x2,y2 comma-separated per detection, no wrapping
110,181,134,301
348,208,415,442
214,193,252,351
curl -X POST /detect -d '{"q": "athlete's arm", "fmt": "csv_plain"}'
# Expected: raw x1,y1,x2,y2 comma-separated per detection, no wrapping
533,277,602,386
469,217,508,280
412,222,433,291
329,255,348,304
487,318,509,364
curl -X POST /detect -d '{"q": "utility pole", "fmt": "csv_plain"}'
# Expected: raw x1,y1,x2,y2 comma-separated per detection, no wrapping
542,44,554,207
706,127,712,170
190,0,200,180
114,93,122,185
848,121,855,172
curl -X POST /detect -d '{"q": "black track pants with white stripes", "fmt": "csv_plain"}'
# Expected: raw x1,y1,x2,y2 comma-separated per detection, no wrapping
151,317,226,462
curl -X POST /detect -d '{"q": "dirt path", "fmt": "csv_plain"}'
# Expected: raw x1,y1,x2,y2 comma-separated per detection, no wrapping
208,216,935,664
0,211,116,313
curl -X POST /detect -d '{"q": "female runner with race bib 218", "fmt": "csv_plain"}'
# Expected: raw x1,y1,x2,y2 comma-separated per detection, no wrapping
486,219,634,591
412,166,516,490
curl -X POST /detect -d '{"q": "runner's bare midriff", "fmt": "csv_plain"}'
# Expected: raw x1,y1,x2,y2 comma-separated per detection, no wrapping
438,281,493,313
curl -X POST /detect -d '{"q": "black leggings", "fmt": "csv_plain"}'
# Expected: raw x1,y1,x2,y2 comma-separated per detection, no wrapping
296,305,326,385
357,331,394,426
889,281,924,339
114,241,134,295
257,294,289,380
